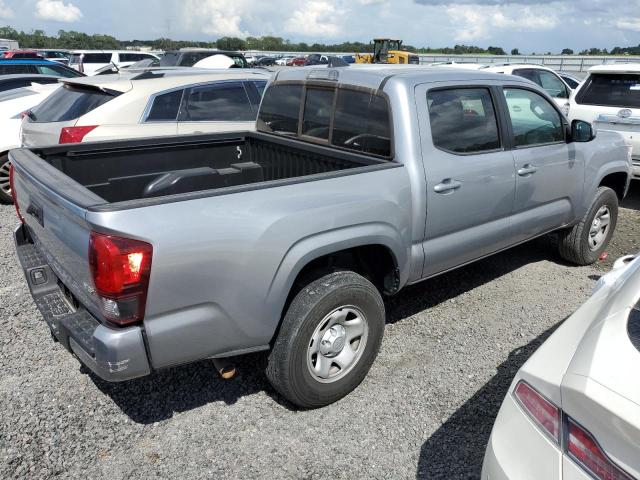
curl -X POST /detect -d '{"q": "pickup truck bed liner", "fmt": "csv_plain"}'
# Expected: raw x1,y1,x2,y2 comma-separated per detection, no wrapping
31,132,387,203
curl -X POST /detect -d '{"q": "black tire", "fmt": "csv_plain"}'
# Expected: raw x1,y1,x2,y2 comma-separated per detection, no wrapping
558,186,618,265
0,154,12,204
266,271,385,408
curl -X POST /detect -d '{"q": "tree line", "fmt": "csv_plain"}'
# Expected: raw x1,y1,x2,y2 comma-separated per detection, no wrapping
1,26,637,56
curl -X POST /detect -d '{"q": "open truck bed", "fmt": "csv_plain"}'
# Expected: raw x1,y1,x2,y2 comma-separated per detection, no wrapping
14,131,391,208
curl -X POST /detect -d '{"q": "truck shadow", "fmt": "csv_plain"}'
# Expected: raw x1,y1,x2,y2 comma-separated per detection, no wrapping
91,237,562,423
415,321,562,479
621,184,640,211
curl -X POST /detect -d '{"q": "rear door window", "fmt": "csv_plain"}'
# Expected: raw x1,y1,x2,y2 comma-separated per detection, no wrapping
538,70,569,99
427,88,501,153
577,73,640,108
258,84,303,135
332,89,391,157
182,82,253,122
146,89,184,121
82,53,113,64
301,88,334,140
29,84,119,123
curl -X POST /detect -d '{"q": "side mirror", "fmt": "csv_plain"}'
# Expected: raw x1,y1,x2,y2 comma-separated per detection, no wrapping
571,120,595,142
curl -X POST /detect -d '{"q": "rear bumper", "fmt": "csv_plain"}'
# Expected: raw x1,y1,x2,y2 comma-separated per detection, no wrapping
14,224,151,382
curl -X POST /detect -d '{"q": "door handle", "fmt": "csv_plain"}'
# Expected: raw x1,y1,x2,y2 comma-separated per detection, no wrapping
433,179,462,193
517,165,538,176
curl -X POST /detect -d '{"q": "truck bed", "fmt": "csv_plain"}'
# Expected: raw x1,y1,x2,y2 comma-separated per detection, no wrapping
21,131,390,205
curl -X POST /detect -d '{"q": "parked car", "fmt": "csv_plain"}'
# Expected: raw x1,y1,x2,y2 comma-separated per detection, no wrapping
68,51,160,75
2,50,43,59
481,64,573,115
21,69,270,147
341,55,356,64
254,56,277,67
36,50,70,65
159,49,248,68
290,56,307,66
0,82,60,202
10,66,631,408
482,253,640,479
0,59,83,78
276,56,294,66
559,72,582,89
305,53,329,66
569,64,640,181
0,74,61,93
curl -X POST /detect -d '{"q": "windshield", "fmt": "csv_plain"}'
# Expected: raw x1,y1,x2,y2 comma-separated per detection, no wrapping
577,73,640,108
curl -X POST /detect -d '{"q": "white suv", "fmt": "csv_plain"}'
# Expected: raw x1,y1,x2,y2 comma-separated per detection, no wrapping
21,69,270,147
569,64,640,181
482,64,573,115
68,51,160,75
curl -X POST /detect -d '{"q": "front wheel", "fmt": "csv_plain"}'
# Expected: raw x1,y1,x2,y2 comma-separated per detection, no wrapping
0,155,12,204
558,186,618,265
266,271,385,408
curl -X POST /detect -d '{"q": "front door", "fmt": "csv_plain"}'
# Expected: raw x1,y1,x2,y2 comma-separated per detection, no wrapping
417,84,516,277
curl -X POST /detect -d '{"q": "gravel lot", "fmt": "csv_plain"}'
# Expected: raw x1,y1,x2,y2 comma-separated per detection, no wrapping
1,186,639,480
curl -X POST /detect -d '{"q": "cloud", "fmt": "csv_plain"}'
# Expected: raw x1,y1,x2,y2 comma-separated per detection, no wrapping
35,0,82,22
285,1,341,37
444,4,559,41
617,18,640,32
0,0,14,19
181,0,248,37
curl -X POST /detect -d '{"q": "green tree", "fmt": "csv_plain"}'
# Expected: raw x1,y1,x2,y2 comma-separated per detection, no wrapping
511,48,520,55
561,48,574,55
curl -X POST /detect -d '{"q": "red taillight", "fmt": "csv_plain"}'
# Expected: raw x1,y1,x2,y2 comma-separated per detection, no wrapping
8,163,24,223
514,381,560,442
89,232,152,326
59,125,98,144
567,419,633,480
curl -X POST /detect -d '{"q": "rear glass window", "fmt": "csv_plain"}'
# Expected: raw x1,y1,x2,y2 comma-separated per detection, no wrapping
146,89,183,121
29,84,118,123
302,88,334,140
332,90,391,157
258,84,303,136
578,73,640,108
183,82,253,122
82,53,112,64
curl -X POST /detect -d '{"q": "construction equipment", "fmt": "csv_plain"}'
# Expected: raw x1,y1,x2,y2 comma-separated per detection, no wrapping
355,39,420,65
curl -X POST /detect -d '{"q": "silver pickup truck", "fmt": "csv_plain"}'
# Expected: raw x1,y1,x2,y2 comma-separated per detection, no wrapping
10,66,632,408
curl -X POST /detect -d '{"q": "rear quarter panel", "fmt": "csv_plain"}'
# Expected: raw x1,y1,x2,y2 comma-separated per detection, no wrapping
87,165,413,368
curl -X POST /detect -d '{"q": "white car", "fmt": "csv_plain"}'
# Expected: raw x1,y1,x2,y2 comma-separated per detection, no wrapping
482,64,573,115
0,82,60,203
569,64,640,181
21,69,270,148
68,50,160,75
483,253,640,479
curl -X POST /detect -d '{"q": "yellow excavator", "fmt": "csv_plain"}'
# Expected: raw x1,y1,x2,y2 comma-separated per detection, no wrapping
355,39,420,65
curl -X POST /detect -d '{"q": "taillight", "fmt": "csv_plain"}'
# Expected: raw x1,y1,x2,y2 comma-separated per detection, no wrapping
89,232,152,326
567,419,633,480
8,163,24,223
514,381,560,442
59,125,98,144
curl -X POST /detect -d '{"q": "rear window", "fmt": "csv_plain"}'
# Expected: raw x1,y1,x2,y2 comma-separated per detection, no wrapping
0,64,35,75
258,84,303,136
577,73,640,108
302,88,334,139
29,84,119,123
82,53,112,64
183,82,253,122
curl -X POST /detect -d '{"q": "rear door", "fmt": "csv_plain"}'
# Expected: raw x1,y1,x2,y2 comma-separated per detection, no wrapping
177,81,256,135
417,83,516,277
500,86,581,242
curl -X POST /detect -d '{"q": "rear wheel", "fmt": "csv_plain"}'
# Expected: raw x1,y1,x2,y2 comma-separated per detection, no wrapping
558,186,618,265
266,271,385,408
0,154,12,204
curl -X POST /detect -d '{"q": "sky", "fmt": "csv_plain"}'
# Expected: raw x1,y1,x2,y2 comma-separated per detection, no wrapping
1,0,640,52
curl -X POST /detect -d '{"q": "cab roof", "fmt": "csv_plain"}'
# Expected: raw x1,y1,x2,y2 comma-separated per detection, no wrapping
588,63,640,74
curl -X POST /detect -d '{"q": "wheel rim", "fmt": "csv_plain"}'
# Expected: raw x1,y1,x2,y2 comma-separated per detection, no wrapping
588,205,611,251
0,159,10,197
307,305,369,384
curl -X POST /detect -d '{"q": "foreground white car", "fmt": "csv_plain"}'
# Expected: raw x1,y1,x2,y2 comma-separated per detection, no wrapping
483,254,640,479
569,64,640,181
0,82,60,203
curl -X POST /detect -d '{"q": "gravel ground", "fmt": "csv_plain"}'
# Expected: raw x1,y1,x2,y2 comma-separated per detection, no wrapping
1,185,639,480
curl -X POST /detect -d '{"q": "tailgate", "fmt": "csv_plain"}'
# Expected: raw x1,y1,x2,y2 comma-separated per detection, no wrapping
10,148,105,320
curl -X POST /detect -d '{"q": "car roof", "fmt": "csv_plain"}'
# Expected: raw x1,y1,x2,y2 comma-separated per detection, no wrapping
483,63,555,72
0,59,58,65
588,63,640,74
59,68,271,94
272,65,517,91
